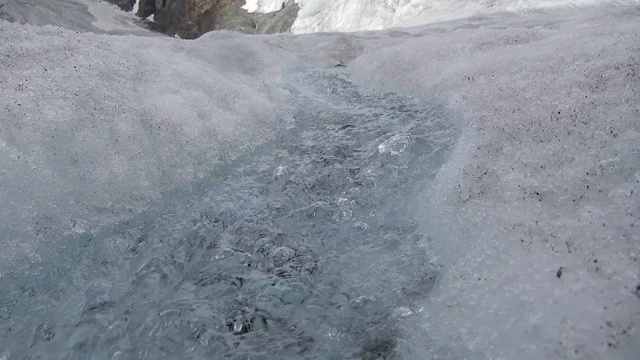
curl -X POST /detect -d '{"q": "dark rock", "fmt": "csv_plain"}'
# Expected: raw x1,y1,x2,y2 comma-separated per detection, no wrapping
143,0,299,39
556,266,563,278
104,0,136,12
137,0,156,18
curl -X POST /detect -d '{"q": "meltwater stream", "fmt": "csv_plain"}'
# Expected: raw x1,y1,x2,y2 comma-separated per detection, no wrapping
0,68,457,359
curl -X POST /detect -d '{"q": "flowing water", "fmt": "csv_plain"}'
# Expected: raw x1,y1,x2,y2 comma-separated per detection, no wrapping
0,67,457,359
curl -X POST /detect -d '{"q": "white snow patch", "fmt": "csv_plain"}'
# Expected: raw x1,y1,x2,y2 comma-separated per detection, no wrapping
243,0,292,13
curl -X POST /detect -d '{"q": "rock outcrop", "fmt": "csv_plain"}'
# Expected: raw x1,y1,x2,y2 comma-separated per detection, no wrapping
137,0,156,18
136,0,299,39
104,0,136,12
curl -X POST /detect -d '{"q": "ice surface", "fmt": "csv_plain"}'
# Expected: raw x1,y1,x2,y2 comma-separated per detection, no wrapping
242,0,640,33
0,21,300,268
82,0,144,33
347,6,640,359
1,1,639,360
0,29,455,358
243,0,296,13
0,0,154,35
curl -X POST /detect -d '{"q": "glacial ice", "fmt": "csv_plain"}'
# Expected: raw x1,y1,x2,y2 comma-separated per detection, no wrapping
0,0,154,35
242,0,640,33
0,1,639,359
243,0,295,13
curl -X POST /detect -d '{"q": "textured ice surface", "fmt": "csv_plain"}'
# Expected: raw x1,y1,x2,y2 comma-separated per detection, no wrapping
0,0,153,35
1,2,639,360
0,64,455,359
0,22,297,268
348,6,640,359
241,0,640,33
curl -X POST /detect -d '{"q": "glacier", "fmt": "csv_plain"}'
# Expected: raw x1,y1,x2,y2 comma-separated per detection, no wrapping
0,0,639,359
243,0,640,33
